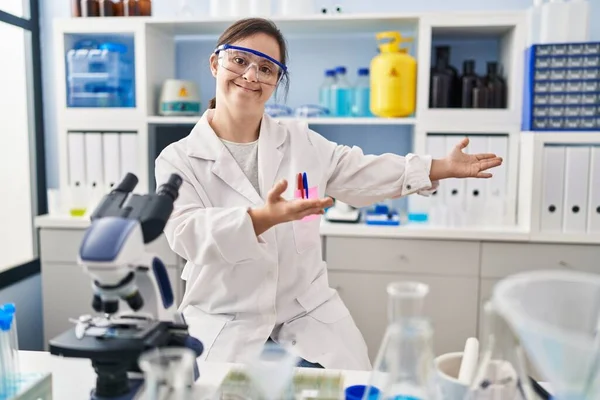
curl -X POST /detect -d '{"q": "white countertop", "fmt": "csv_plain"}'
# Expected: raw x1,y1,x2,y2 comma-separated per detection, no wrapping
18,350,371,400
34,214,600,244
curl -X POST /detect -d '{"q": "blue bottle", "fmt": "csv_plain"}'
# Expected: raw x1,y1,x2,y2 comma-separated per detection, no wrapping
319,69,336,115
331,66,353,117
353,68,373,117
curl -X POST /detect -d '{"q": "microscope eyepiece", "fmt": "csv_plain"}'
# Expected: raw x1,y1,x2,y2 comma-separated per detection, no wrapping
115,173,139,193
156,174,183,202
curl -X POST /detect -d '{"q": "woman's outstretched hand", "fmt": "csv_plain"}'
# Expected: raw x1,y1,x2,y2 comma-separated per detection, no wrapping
248,179,333,236
430,137,503,181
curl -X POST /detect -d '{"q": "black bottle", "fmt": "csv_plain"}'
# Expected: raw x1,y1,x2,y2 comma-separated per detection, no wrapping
485,62,507,108
430,46,459,108
472,82,490,108
460,60,479,108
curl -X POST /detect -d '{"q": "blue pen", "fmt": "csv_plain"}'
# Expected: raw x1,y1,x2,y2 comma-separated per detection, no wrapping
303,172,309,199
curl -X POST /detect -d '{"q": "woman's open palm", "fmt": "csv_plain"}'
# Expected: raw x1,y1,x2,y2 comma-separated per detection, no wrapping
447,137,503,178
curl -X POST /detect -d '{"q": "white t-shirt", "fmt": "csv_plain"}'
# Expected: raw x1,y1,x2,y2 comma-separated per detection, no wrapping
220,138,260,194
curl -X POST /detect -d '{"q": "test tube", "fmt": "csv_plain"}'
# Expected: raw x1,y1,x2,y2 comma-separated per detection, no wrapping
2,304,19,376
0,309,13,397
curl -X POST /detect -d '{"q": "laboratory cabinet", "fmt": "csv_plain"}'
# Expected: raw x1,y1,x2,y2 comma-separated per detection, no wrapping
38,226,184,348
323,234,600,364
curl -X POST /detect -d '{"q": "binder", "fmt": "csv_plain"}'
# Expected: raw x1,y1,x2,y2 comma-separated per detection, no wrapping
119,133,138,181
425,134,448,225
102,133,121,190
588,146,600,233
540,145,566,232
444,135,466,227
84,132,103,189
562,146,590,233
465,136,488,226
486,135,509,226
67,132,86,187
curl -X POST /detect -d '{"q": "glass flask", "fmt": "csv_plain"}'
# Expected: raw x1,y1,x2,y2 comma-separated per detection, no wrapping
138,347,197,400
464,302,535,400
363,281,437,400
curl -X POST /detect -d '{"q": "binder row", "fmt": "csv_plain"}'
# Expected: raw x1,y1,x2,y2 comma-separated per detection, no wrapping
409,134,510,227
67,131,139,191
540,145,600,234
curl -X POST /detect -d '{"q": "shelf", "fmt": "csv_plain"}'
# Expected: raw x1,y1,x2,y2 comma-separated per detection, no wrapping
319,220,531,242
147,116,417,126
417,109,520,131
145,13,420,36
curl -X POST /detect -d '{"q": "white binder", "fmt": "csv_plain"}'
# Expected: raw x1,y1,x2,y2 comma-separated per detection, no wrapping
485,135,509,226
119,133,138,181
588,146,600,233
102,133,121,190
465,136,488,226
540,145,566,232
563,146,590,233
425,134,449,225
444,135,466,227
84,132,103,189
67,132,86,187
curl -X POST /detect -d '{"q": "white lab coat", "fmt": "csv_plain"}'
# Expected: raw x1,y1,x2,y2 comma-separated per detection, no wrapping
154,109,436,370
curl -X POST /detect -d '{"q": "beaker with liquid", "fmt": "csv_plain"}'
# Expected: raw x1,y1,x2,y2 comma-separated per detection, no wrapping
138,347,197,400
363,281,437,400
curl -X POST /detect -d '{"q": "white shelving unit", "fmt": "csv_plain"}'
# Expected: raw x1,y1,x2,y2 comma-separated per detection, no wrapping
48,10,600,243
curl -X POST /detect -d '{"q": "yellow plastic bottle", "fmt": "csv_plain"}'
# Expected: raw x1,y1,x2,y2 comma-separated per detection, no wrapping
370,31,417,118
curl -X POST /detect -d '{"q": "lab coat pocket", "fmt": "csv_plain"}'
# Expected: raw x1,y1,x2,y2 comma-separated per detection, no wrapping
292,185,322,253
296,272,350,324
182,305,234,361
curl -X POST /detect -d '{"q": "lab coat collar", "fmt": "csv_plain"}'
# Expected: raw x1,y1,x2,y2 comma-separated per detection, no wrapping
186,109,287,204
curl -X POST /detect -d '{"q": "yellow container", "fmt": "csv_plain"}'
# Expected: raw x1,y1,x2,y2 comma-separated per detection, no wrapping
370,31,417,118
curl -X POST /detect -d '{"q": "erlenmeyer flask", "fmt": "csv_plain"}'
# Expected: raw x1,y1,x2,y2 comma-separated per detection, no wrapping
363,281,437,400
465,302,535,400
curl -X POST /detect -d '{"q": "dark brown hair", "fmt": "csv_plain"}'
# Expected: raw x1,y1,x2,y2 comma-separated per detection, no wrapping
209,18,290,109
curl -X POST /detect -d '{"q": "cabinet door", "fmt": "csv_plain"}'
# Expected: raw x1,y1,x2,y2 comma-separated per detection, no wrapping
328,271,478,362
41,262,96,347
481,242,600,279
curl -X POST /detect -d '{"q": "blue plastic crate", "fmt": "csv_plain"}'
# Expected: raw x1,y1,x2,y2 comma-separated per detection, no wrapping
522,42,600,131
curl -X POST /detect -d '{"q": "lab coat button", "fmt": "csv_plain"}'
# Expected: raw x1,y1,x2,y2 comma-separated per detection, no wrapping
406,184,412,190
292,340,296,345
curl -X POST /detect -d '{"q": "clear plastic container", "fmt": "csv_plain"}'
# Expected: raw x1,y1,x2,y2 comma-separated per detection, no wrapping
331,66,353,117
363,282,437,400
492,270,600,400
138,347,196,399
319,69,336,114
66,40,135,108
352,68,372,117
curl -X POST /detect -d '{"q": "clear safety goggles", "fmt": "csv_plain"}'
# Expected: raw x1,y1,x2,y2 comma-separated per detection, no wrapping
214,44,287,86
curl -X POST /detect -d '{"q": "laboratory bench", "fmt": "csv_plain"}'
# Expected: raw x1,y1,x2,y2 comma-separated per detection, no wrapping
35,215,600,363
16,350,375,400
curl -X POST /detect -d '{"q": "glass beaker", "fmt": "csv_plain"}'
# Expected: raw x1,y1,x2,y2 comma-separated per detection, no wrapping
138,347,196,400
246,341,298,400
363,281,437,400
464,302,535,400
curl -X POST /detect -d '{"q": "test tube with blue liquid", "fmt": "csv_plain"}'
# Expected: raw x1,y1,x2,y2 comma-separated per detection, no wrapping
0,304,19,398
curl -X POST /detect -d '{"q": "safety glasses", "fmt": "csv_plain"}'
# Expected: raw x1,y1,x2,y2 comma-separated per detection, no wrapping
214,44,287,86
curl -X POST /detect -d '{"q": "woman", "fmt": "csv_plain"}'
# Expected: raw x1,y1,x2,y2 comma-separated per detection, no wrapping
154,18,502,370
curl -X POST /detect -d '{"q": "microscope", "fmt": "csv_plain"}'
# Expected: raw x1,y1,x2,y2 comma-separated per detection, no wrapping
48,173,204,400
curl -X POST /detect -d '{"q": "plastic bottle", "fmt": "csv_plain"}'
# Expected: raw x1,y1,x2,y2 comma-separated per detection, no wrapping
352,68,372,117
429,46,459,108
319,69,336,115
370,31,417,118
0,309,14,398
363,282,436,400
485,62,507,108
1,304,18,377
460,60,479,108
331,66,353,117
